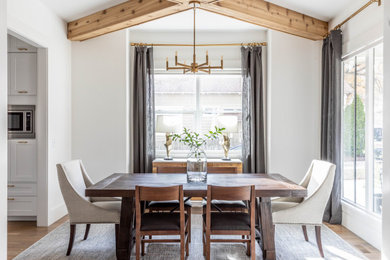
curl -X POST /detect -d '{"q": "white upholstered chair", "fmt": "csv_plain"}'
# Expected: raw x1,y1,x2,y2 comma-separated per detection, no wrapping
57,160,122,256
271,160,336,258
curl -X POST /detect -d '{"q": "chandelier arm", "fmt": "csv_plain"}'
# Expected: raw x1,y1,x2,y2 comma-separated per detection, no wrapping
167,66,192,70
176,62,191,68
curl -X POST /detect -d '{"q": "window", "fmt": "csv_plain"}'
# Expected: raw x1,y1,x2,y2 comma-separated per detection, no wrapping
154,74,242,158
342,43,383,214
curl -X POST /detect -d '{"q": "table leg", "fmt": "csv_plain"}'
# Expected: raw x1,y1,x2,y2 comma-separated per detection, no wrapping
116,197,134,260
259,197,275,260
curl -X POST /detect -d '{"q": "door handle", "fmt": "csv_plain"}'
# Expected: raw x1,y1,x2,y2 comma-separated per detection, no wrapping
17,141,28,144
17,90,28,94
8,198,15,201
8,184,15,188
17,48,28,51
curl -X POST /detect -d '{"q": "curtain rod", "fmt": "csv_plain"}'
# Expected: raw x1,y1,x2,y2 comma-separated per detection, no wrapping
324,0,381,38
130,42,267,47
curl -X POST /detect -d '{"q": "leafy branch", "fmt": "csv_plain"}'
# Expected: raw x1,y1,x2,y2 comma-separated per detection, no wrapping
171,126,225,152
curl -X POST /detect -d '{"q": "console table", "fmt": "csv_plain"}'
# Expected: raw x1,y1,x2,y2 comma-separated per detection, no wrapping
152,158,243,173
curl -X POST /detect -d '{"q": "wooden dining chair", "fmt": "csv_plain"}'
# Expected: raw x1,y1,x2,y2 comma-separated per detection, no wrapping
203,185,256,260
135,185,190,260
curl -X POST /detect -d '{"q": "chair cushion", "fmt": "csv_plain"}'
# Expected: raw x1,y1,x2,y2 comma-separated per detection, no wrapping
140,213,188,231
148,200,192,209
271,201,299,213
202,200,247,209
93,201,122,212
203,212,251,231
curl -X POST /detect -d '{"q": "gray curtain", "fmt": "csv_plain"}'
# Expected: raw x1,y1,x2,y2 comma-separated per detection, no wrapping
321,30,342,224
132,46,155,173
241,46,266,173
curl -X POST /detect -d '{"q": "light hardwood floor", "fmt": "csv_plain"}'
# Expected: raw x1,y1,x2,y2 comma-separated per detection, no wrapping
8,215,380,259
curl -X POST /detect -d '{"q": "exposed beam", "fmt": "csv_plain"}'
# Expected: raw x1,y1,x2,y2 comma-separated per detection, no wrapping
201,0,328,40
67,0,190,41
67,0,328,41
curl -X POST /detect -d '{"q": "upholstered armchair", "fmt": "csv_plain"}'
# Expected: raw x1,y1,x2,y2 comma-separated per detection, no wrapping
271,160,336,258
57,160,122,256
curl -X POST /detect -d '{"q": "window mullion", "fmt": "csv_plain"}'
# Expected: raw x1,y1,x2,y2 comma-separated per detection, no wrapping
366,49,375,211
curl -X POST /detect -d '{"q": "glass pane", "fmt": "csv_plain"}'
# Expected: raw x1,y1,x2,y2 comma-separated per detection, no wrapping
155,74,196,112
198,75,242,154
199,75,242,113
343,57,356,202
373,44,383,214
355,51,368,207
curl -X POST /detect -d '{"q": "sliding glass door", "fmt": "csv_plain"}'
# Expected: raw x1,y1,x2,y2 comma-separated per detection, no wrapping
342,43,383,214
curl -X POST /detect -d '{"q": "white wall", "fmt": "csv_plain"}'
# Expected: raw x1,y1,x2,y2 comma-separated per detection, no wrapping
72,28,321,182
329,1,384,249
329,0,383,57
71,30,130,182
7,0,72,225
0,0,8,257
382,0,390,259
267,30,321,183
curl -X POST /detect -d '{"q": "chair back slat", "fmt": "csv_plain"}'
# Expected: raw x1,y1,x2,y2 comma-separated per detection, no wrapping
138,185,181,202
210,185,252,201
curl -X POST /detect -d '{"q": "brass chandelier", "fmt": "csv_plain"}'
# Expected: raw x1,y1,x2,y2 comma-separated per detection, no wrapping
166,0,223,74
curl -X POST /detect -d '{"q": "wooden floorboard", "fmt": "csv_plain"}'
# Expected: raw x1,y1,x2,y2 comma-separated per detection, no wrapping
7,214,380,259
7,216,68,260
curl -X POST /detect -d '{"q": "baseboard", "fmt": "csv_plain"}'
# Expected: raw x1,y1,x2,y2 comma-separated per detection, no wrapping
47,203,67,226
342,201,382,250
8,216,37,221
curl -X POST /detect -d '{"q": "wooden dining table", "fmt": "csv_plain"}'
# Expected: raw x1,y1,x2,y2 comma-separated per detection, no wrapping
85,173,307,260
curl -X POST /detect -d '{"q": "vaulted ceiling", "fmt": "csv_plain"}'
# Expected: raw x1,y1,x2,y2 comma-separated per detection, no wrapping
38,0,363,41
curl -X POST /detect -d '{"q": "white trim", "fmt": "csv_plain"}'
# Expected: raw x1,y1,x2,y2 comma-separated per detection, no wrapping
342,38,383,61
342,201,382,249
47,203,67,226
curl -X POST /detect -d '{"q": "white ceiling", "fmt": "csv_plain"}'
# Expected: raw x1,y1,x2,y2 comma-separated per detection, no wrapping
130,9,263,31
41,0,363,27
266,0,365,21
40,0,127,22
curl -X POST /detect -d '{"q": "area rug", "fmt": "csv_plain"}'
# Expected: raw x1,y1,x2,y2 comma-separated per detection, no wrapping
14,214,367,260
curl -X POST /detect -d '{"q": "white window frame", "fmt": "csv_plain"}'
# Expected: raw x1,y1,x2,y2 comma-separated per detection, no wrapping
341,41,383,215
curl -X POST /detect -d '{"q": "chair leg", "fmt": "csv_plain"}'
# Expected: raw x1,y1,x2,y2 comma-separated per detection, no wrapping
186,232,189,256
206,232,211,260
66,224,76,256
246,239,250,256
315,226,324,258
83,224,91,240
251,232,255,260
136,235,141,260
115,224,119,246
302,225,309,241
180,233,185,260
202,222,206,256
141,236,145,256
188,207,192,243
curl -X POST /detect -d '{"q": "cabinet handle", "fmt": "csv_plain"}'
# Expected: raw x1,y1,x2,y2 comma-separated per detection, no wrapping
8,184,15,188
17,90,28,94
17,141,28,144
8,198,15,201
17,48,28,51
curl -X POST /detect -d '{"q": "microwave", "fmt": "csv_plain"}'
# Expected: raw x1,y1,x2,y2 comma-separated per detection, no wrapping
8,105,35,139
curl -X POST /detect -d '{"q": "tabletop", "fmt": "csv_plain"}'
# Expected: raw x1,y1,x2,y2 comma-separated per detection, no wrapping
85,173,307,198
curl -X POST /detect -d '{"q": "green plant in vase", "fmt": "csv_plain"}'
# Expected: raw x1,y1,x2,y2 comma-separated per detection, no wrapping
172,126,224,182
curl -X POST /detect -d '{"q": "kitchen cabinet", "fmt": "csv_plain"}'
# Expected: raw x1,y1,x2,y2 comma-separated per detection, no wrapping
8,139,37,183
7,197,37,217
8,53,37,96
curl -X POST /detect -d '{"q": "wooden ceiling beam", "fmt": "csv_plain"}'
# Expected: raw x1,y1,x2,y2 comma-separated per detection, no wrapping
67,0,190,41
67,0,328,41
201,0,328,40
